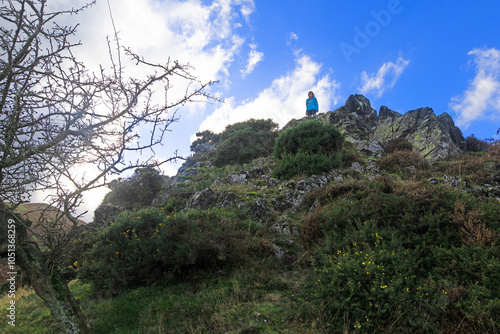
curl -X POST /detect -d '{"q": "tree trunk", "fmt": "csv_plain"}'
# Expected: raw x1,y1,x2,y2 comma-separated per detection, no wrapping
15,225,92,334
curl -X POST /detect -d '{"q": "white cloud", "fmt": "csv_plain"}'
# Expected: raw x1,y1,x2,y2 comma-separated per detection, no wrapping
199,54,340,133
48,0,254,92
38,0,257,220
238,0,256,22
450,47,500,129
286,32,299,47
359,56,410,97
241,43,264,78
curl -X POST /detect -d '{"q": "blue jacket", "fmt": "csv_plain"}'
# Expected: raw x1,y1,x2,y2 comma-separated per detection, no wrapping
306,97,319,111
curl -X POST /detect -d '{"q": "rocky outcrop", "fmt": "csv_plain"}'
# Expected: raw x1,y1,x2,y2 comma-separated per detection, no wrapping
374,107,465,161
325,94,378,141
285,94,465,162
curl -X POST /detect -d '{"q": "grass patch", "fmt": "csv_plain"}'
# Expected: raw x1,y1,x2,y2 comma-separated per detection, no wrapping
0,286,57,333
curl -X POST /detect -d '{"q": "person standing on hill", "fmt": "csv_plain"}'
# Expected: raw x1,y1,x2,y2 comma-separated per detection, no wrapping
306,91,319,117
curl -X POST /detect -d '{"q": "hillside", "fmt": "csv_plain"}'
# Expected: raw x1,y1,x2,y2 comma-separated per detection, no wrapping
1,95,500,334
0,203,86,285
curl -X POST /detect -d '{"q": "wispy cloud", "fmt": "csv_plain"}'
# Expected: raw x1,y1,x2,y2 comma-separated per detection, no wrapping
199,53,339,133
241,43,264,78
49,0,255,92
287,32,299,46
450,47,500,129
359,56,410,97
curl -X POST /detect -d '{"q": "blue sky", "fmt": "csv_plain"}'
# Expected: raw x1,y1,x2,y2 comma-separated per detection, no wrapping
44,0,500,220
194,0,500,144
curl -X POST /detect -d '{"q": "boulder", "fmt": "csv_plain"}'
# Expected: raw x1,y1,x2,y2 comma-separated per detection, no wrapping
326,95,378,141
186,188,218,210
374,108,465,161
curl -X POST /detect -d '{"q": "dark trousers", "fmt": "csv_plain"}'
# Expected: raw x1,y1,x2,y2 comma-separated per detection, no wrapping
306,109,317,116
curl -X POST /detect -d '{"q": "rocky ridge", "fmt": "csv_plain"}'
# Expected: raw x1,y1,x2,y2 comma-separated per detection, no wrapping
290,94,465,162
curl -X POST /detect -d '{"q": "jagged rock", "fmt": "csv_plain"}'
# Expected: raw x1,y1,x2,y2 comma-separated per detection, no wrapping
374,107,464,161
443,175,465,188
351,162,365,174
469,184,500,199
192,141,218,154
272,175,329,213
271,216,299,236
186,188,218,210
218,191,240,208
248,199,274,223
272,192,303,212
379,106,402,121
211,172,248,187
180,168,201,178
284,94,465,162
428,177,439,185
345,94,378,119
248,167,265,179
260,175,280,188
355,140,385,159
365,161,381,177
326,94,378,141
271,243,285,260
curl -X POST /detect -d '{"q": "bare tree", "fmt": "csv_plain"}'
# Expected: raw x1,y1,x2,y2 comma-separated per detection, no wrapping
0,0,217,332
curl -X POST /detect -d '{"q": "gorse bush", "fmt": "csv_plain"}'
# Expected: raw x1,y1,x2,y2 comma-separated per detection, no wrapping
213,119,278,167
298,179,500,332
78,208,259,295
305,221,446,333
273,120,344,179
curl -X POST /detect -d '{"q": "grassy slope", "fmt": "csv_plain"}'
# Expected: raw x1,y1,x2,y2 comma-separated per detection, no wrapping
1,151,499,333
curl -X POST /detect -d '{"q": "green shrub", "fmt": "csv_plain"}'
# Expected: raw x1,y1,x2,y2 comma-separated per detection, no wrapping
298,179,500,332
273,120,344,179
100,167,164,210
78,208,258,295
305,220,447,333
213,119,278,167
273,151,342,180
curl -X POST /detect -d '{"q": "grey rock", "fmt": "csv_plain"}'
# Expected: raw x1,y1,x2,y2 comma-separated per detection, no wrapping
248,199,274,223
443,175,465,188
283,94,465,162
271,243,285,260
351,162,365,174
355,141,385,159
248,167,265,179
218,191,240,208
374,108,464,162
186,188,218,210
379,106,402,121
272,217,299,236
